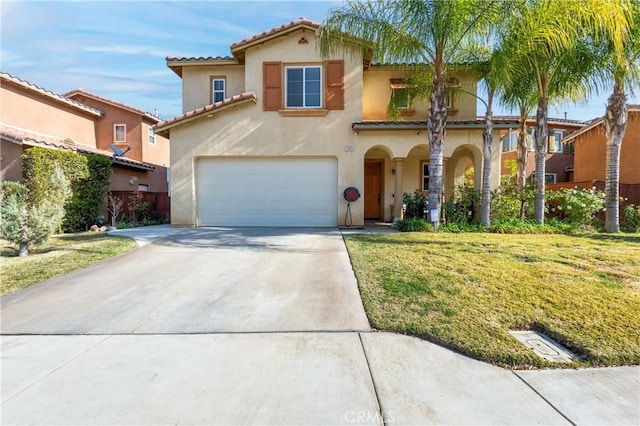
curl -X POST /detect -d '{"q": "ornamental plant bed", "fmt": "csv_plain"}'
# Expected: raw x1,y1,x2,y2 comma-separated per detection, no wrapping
344,232,640,368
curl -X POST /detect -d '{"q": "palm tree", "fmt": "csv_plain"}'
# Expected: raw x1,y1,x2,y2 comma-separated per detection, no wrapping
503,0,631,224
318,0,500,227
597,0,639,232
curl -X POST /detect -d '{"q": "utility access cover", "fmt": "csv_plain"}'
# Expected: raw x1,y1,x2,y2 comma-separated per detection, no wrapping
509,331,575,363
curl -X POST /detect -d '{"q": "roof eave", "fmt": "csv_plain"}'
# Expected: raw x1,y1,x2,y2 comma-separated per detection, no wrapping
166,58,241,77
154,94,257,137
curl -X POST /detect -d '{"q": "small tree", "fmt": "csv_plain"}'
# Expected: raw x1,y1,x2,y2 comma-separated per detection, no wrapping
107,193,124,227
1,167,70,256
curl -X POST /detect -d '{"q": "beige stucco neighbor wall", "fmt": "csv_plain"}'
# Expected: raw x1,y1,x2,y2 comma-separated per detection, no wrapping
0,84,97,146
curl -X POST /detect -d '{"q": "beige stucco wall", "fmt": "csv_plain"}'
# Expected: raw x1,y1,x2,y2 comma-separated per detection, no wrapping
170,29,498,226
362,68,478,121
181,65,245,112
0,84,97,146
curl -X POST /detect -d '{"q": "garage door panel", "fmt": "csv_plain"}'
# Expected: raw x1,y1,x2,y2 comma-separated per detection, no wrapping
197,158,337,227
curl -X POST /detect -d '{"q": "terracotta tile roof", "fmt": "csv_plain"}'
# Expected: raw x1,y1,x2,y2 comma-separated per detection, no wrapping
491,115,587,126
352,118,523,130
166,56,239,77
166,56,236,62
0,72,103,118
64,89,161,123
230,18,321,55
0,125,155,171
154,92,257,136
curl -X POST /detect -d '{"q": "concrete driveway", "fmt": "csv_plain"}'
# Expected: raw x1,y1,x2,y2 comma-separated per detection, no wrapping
1,227,370,334
2,227,638,425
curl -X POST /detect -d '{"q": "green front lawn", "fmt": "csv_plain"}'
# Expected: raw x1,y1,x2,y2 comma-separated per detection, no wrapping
344,232,640,368
1,233,137,296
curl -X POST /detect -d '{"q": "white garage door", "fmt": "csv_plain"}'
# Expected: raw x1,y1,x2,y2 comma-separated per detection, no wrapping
196,157,338,227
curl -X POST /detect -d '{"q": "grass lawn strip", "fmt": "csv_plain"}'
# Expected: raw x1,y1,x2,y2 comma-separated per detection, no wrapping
344,232,640,369
1,233,137,295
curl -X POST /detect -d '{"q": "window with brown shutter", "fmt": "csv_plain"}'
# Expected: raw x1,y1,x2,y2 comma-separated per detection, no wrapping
263,62,282,111
325,60,344,110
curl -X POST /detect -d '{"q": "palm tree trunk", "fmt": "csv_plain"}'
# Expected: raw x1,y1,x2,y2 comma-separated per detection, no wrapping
427,60,447,228
534,82,549,224
480,90,494,226
516,103,529,219
603,82,627,233
516,103,528,188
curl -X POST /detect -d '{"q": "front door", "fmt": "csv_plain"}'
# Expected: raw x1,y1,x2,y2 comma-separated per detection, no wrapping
364,161,382,220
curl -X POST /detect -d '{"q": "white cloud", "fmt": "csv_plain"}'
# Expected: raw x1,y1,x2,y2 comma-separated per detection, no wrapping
82,45,169,58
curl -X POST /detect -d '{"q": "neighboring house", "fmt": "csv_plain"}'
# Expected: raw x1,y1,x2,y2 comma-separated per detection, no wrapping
499,117,586,184
156,18,518,227
561,105,640,204
0,72,170,198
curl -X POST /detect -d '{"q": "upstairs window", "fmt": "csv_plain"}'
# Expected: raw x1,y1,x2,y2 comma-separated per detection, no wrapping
390,79,412,110
502,131,518,152
148,126,156,144
549,130,564,153
212,78,226,103
285,66,321,108
114,124,126,143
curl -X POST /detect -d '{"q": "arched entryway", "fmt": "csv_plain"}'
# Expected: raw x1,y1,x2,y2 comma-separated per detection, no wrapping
364,146,393,221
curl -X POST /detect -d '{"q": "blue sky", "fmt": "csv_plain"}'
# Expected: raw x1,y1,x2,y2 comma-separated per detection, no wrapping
1,0,637,121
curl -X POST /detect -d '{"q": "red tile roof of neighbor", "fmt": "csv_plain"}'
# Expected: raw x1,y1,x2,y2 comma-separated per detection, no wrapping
0,72,104,118
64,89,161,123
154,92,257,136
0,125,155,171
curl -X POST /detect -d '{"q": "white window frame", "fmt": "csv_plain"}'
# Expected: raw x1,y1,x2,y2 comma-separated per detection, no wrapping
138,184,149,192
549,130,564,153
114,124,126,143
212,78,225,103
422,162,430,191
285,65,322,108
148,125,156,145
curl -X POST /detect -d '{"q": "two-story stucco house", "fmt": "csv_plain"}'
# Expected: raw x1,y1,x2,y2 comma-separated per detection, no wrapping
0,72,170,195
156,18,515,227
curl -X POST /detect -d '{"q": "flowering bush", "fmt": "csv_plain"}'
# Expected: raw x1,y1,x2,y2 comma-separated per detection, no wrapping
546,187,605,228
622,204,640,232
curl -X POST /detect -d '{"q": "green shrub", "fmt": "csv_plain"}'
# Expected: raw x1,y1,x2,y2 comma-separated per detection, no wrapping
63,155,112,232
444,186,479,224
22,148,88,205
622,204,640,232
402,190,427,219
547,187,605,228
491,184,535,221
439,222,484,233
489,218,559,234
0,168,70,256
396,217,434,232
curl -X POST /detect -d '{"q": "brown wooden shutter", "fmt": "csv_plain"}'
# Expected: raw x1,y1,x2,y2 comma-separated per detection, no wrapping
263,62,282,111
325,60,344,110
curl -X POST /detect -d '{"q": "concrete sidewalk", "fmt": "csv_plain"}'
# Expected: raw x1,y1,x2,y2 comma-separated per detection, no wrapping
2,332,638,425
1,225,638,425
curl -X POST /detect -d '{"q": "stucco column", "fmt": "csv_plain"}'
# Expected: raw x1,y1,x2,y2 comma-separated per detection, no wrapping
393,157,405,221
